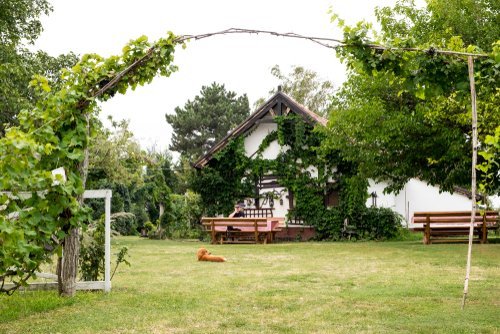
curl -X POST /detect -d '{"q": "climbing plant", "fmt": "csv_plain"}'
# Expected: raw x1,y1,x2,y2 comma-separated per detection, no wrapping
326,2,500,195
190,137,254,216
191,113,401,240
0,33,179,295
477,125,500,197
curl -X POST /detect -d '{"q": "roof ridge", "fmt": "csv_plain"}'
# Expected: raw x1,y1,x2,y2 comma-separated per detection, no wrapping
192,91,327,168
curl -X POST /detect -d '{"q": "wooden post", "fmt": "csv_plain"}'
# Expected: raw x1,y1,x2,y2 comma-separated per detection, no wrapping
462,56,478,309
481,212,487,244
254,219,258,244
211,220,215,244
104,190,111,293
424,215,431,245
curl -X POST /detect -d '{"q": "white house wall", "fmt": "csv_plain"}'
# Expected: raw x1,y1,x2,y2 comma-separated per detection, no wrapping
366,180,396,210
490,195,500,209
242,122,478,224
367,179,473,225
258,187,288,217
242,122,287,216
403,179,472,221
244,123,279,159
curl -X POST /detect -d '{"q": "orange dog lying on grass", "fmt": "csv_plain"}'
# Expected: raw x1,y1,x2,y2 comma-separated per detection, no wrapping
197,247,226,262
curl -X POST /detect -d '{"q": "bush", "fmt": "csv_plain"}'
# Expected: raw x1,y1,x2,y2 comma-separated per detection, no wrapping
170,225,204,240
356,207,403,240
142,221,155,236
147,222,167,240
132,204,150,232
80,221,105,281
111,212,137,235
296,206,404,241
312,209,344,241
166,191,203,239
80,218,131,281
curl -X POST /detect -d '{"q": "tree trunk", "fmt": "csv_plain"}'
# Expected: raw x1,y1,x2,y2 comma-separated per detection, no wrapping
59,228,80,296
56,256,63,295
58,113,90,297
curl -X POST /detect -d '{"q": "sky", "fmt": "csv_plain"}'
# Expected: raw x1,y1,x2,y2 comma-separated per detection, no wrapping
35,0,399,155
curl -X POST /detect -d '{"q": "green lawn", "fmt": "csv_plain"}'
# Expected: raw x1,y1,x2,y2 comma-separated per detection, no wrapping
1,237,499,333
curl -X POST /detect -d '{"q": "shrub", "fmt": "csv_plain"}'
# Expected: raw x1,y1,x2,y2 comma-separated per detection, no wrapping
313,208,344,241
147,222,167,240
356,207,403,240
80,221,105,281
111,212,137,235
80,218,131,281
143,221,155,236
165,191,203,239
132,204,150,232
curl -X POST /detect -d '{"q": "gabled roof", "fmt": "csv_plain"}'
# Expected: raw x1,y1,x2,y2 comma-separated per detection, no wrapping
193,91,328,169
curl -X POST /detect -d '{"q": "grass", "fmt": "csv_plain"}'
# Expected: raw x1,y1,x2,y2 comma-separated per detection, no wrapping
0,237,499,333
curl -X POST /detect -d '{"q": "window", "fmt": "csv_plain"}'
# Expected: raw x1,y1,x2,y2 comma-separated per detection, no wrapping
324,184,339,208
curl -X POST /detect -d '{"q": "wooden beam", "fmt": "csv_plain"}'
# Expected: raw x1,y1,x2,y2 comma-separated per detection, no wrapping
83,189,112,199
3,281,107,291
255,118,276,124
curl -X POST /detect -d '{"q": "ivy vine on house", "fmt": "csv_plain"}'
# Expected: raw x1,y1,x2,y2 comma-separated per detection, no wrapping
190,91,401,240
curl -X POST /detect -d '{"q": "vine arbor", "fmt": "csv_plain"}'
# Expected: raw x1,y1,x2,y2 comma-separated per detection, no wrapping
0,27,497,304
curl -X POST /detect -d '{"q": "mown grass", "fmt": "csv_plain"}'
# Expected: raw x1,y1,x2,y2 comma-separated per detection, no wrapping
1,237,499,333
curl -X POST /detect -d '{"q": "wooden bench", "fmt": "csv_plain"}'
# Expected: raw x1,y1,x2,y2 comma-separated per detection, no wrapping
411,211,499,244
201,217,283,244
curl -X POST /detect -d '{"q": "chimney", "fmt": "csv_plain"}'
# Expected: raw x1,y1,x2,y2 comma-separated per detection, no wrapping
278,85,282,92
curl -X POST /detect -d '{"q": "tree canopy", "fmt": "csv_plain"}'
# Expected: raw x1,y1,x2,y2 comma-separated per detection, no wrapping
255,65,334,116
0,0,51,45
0,0,78,135
0,47,78,135
325,0,500,195
166,82,250,161
374,0,500,52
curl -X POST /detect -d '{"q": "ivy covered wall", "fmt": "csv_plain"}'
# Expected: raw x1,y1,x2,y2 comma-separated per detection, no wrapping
191,114,402,240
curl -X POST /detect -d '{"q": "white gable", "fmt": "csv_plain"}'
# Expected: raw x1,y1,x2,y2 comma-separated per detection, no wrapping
243,121,290,160
244,122,277,157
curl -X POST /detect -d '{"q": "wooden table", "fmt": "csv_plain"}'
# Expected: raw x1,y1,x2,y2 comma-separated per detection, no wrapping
201,217,284,244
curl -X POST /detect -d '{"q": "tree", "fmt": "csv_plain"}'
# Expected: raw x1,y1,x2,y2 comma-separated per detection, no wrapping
263,65,334,116
374,0,500,52
86,118,147,218
0,0,78,135
325,0,500,194
190,137,253,216
159,151,178,192
478,125,500,196
0,0,51,45
88,118,145,189
141,150,173,227
166,82,250,160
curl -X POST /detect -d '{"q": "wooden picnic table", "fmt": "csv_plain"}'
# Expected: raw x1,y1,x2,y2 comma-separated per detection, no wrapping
201,217,284,244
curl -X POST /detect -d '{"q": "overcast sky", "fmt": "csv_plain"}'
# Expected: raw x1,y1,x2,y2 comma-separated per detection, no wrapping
35,0,399,154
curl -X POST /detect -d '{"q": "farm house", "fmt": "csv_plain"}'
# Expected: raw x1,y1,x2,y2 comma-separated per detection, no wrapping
192,90,479,239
